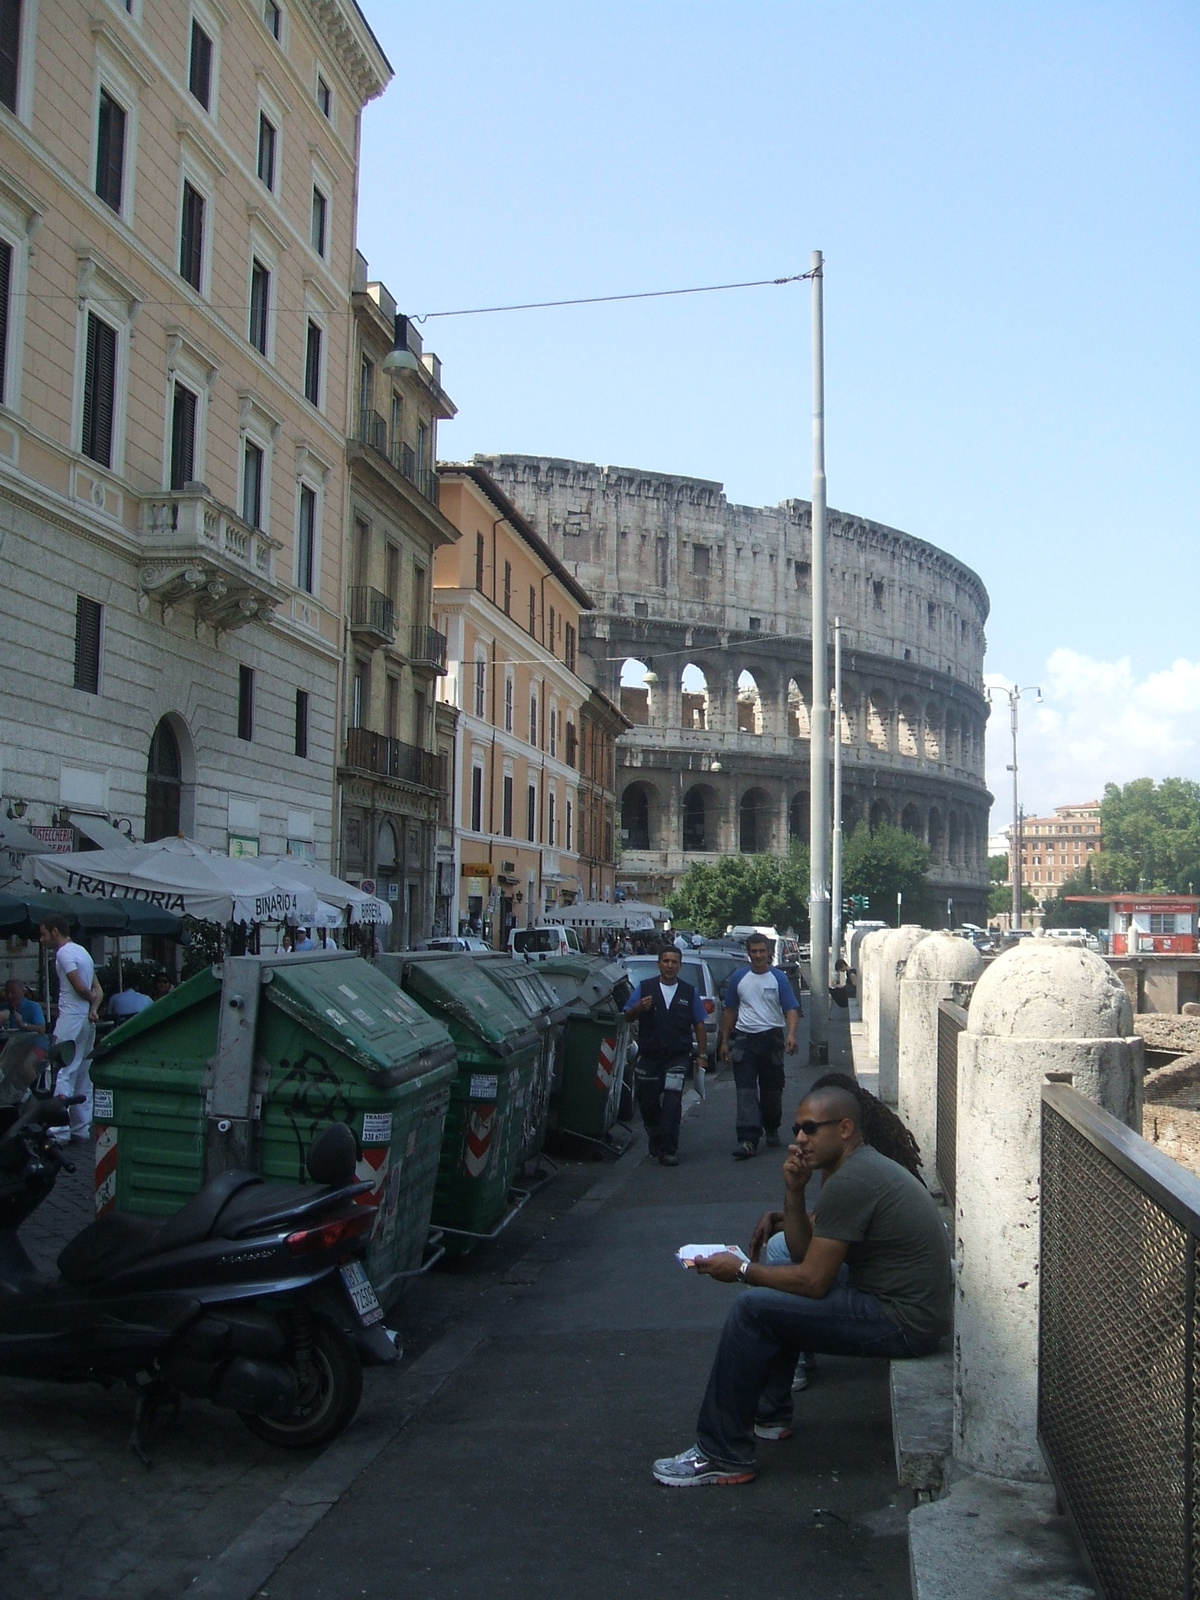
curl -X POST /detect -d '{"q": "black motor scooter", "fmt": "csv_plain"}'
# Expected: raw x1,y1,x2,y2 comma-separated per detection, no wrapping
0,1036,396,1455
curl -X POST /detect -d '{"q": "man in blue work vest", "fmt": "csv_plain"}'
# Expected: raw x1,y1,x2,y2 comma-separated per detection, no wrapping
719,934,802,1159
624,946,708,1166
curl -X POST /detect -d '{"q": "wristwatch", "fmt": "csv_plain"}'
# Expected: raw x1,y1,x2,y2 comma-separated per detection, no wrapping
737,1259,750,1282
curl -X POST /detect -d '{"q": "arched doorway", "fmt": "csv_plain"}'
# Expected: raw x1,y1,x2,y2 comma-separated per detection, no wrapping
621,784,652,850
682,786,709,852
619,659,651,725
681,664,709,731
901,802,922,836
740,788,772,853
145,718,182,841
869,797,892,831
789,792,809,843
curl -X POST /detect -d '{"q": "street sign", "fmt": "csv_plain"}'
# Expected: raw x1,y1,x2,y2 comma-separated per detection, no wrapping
361,878,376,895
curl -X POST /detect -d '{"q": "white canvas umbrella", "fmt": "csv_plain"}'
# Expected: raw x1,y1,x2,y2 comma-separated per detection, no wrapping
258,857,392,926
547,898,669,931
32,837,319,924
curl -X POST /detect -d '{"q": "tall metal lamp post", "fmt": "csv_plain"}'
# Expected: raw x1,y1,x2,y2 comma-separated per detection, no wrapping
986,683,1041,929
808,250,830,1064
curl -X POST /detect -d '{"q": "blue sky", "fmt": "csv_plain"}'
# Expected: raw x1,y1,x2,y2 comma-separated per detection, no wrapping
356,2,1200,826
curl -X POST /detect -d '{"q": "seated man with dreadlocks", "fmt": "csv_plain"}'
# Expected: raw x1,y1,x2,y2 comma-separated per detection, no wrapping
652,1080,951,1487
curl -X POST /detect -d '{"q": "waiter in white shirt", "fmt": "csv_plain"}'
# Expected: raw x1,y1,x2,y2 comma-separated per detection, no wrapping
39,914,100,1143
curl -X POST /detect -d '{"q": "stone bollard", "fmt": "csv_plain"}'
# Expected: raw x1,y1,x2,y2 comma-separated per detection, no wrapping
859,928,892,1060
897,932,984,1179
954,940,1143,1481
877,925,930,1105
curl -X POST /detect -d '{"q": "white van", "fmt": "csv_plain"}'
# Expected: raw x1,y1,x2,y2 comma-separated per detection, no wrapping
508,924,582,961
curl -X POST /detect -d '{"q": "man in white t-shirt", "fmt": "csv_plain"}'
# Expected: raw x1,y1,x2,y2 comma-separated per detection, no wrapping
39,915,101,1143
719,935,801,1159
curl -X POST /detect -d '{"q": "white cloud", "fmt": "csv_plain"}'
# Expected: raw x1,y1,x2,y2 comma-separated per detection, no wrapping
986,652,1200,825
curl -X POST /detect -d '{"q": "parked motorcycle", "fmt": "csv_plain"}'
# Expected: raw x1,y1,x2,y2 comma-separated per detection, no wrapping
0,1034,396,1454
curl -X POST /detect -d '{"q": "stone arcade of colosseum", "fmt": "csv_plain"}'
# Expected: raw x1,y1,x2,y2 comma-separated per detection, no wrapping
478,455,992,926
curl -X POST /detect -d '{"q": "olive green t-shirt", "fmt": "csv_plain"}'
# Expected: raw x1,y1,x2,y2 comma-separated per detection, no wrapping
812,1144,951,1349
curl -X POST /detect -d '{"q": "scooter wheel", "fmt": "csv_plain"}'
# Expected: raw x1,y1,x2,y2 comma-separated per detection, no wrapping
238,1318,362,1450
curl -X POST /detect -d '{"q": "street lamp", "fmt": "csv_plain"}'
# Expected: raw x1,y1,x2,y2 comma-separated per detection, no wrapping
986,683,1042,930
381,313,421,376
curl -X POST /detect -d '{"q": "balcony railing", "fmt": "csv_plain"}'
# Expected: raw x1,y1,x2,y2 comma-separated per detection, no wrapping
344,727,447,791
347,586,394,640
139,489,283,629
357,408,389,457
388,438,440,508
410,624,447,671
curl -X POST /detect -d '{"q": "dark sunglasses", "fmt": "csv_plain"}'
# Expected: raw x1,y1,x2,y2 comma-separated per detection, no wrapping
792,1118,842,1137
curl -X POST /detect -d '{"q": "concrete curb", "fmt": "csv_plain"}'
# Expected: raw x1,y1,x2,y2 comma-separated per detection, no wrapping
177,1132,652,1599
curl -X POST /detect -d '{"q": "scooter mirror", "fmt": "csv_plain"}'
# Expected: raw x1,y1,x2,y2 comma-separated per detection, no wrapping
306,1121,358,1187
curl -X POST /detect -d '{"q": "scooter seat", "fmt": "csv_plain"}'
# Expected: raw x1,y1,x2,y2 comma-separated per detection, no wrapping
56,1171,264,1285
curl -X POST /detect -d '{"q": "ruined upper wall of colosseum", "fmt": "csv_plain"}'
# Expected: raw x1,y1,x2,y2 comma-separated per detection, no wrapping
475,455,989,689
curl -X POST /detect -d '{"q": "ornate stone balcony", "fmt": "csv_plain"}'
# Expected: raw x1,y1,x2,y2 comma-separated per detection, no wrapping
139,489,286,630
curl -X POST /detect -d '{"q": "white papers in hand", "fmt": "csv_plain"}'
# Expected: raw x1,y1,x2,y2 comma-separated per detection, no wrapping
676,1243,751,1268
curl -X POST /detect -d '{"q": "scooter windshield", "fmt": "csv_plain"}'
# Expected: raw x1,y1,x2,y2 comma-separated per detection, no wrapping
0,1034,49,1106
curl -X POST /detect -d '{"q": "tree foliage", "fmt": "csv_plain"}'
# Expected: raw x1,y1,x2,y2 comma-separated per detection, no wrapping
988,853,1010,884
842,823,931,922
1040,864,1109,931
1091,778,1200,894
668,846,811,939
989,882,1035,917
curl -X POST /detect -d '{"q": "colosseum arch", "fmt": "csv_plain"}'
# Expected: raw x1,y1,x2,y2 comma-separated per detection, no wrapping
947,810,961,866
843,796,863,833
840,701,856,745
682,784,718,852
621,780,658,850
787,679,810,739
620,658,652,726
869,797,893,831
867,693,890,751
927,806,944,863
737,670,763,736
901,802,922,836
898,698,919,758
681,664,709,731
923,705,941,761
740,787,773,852
789,791,810,843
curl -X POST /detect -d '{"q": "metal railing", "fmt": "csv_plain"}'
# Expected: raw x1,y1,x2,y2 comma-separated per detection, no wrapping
935,999,966,1206
1040,1082,1200,1599
357,407,389,457
347,585,394,639
410,624,447,670
386,437,440,507
344,727,447,791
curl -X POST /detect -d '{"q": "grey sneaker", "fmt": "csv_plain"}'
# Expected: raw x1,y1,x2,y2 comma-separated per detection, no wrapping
764,1130,781,1147
652,1445,755,1487
753,1421,793,1440
659,1152,679,1166
732,1141,757,1160
791,1366,809,1391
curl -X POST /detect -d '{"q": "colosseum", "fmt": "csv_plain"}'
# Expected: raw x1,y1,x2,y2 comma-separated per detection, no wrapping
477,455,992,926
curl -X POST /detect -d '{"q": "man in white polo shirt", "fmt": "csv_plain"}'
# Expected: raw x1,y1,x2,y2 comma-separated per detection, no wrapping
718,934,801,1159
39,914,100,1144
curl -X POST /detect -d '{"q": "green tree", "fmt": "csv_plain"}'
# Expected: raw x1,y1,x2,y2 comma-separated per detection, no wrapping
988,853,1010,884
842,823,931,924
1097,777,1200,893
989,882,1035,917
1040,861,1110,931
668,845,811,939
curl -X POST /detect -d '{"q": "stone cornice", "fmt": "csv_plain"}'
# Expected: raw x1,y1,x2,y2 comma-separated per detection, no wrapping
299,1,392,104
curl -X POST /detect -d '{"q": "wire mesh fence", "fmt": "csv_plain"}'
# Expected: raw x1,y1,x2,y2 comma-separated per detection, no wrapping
1040,1082,1200,1599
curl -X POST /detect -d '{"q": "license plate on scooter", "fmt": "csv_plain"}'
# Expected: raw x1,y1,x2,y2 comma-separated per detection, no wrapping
339,1260,384,1326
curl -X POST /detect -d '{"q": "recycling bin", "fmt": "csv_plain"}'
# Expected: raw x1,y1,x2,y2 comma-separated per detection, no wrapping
469,954,568,1164
536,956,635,1144
90,951,457,1305
377,952,543,1250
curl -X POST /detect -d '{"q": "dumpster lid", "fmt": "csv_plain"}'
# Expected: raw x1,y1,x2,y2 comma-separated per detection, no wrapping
535,956,634,1013
262,955,456,1087
469,953,570,1025
94,964,222,1056
396,953,542,1057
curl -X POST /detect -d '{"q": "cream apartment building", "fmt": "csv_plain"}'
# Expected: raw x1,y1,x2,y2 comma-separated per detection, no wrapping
434,465,597,944
337,255,458,946
0,1,388,864
1011,800,1102,898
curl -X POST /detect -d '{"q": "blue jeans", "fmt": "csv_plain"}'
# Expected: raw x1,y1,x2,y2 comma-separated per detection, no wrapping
695,1248,921,1467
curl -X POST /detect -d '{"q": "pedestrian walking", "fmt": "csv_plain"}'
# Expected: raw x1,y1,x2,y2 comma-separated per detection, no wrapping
38,915,101,1144
623,945,708,1166
718,934,801,1158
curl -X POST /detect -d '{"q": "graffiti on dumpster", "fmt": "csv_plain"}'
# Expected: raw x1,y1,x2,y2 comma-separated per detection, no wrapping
276,1050,356,1182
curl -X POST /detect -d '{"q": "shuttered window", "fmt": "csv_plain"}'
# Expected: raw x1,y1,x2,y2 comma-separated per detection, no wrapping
0,239,10,405
241,439,264,529
237,665,254,742
73,596,102,694
296,482,316,593
189,21,213,110
81,312,117,468
249,259,269,354
256,112,276,189
179,181,204,290
304,319,322,405
170,382,197,489
310,187,327,256
95,88,126,212
0,0,20,114
294,689,309,758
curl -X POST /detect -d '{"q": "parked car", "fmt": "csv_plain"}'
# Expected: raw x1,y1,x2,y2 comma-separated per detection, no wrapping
420,935,491,953
622,954,722,1064
508,924,583,961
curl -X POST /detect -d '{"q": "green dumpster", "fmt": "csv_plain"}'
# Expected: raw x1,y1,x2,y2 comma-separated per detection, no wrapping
537,957,635,1144
90,951,457,1305
469,954,568,1164
377,952,542,1250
